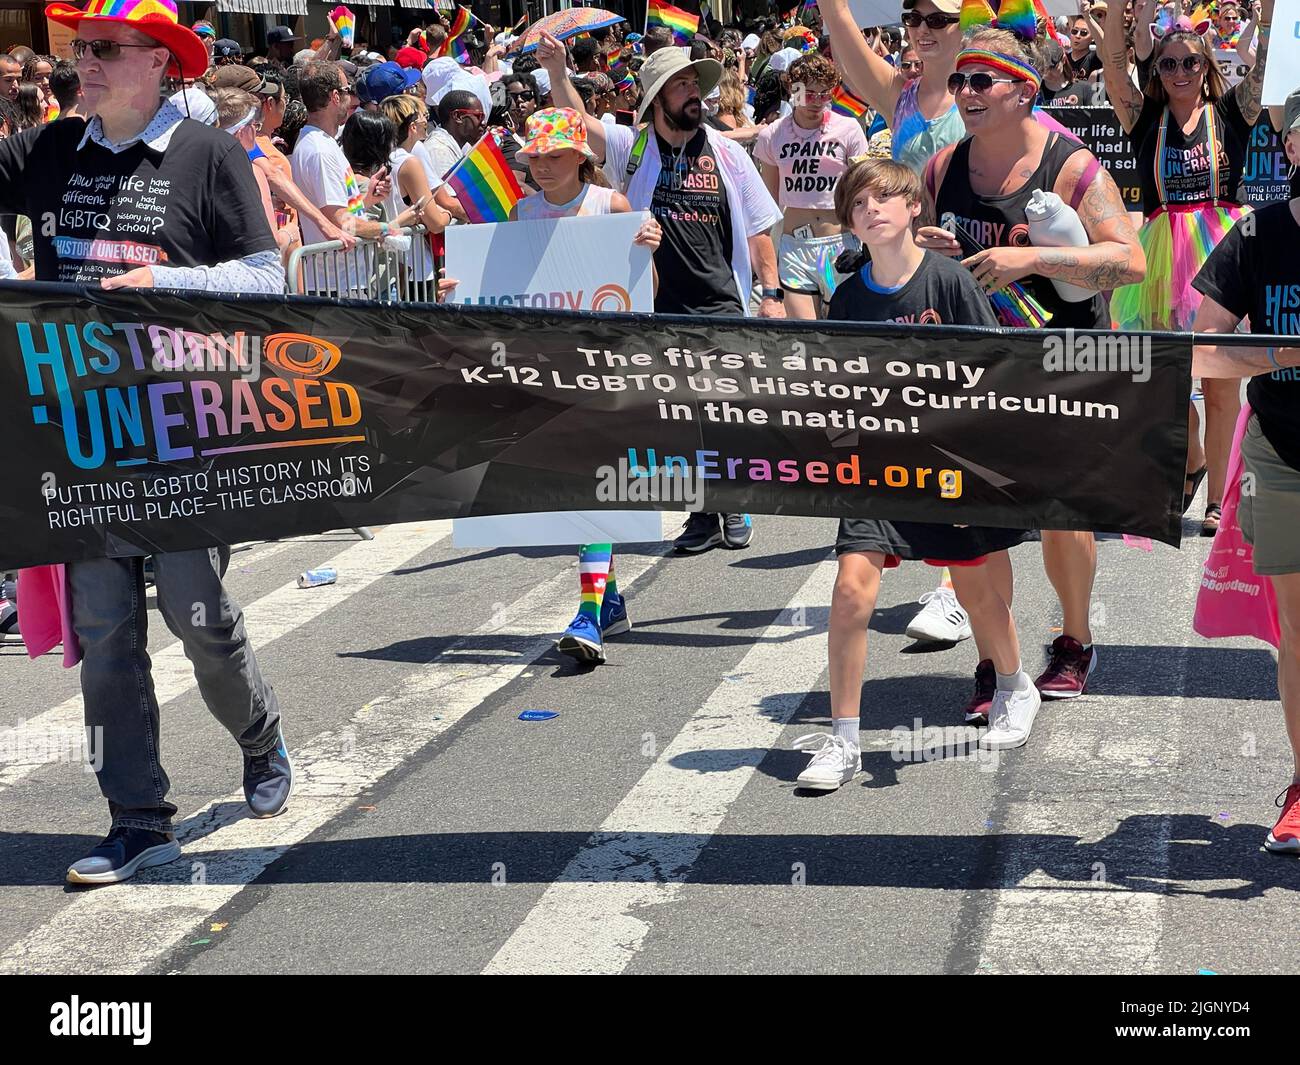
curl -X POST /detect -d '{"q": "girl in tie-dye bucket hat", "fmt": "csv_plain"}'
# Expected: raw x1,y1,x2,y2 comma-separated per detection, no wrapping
44,0,210,79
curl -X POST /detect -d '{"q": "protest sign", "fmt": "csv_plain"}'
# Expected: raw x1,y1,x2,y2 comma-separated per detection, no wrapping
1261,0,1300,106
1239,115,1294,205
1039,105,1142,209
0,284,1192,569
445,212,655,314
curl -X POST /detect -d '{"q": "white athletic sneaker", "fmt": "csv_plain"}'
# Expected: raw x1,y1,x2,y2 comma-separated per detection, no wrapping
979,685,1042,751
905,586,973,643
793,733,861,791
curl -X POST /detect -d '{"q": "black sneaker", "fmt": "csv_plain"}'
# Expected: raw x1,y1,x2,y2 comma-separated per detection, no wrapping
243,731,294,818
674,512,724,553
66,825,181,885
722,513,754,549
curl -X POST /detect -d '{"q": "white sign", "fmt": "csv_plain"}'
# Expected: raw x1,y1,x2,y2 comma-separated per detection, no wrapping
1261,0,1300,106
444,211,654,314
1214,46,1251,89
448,211,661,549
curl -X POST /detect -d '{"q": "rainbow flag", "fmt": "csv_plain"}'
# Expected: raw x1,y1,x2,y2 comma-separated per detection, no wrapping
434,4,474,59
646,0,698,45
830,85,868,119
444,134,523,224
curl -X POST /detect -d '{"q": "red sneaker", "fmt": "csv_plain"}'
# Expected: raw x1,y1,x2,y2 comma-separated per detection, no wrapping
1266,783,1300,853
962,659,995,725
1034,635,1097,699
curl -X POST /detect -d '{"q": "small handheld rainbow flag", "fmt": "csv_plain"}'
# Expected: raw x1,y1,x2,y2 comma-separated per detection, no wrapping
330,5,355,49
646,0,699,45
830,85,868,119
444,133,523,224
434,4,475,59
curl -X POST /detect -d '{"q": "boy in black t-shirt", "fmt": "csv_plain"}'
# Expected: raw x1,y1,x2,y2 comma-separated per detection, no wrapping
1192,100,1300,854
794,160,1035,796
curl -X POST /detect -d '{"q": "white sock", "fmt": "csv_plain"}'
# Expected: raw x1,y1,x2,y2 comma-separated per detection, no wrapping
832,717,860,746
995,666,1032,692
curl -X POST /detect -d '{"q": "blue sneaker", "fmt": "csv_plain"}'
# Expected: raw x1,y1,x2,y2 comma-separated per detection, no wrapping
600,591,631,637
243,732,293,818
66,825,181,885
556,612,605,664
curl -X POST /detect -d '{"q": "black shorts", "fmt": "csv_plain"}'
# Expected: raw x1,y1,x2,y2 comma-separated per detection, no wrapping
834,518,1031,564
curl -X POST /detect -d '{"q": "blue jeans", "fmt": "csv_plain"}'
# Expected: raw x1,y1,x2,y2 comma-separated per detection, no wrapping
69,547,281,833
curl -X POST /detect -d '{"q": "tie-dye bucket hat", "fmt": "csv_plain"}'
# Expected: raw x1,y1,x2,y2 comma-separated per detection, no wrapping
519,106,597,160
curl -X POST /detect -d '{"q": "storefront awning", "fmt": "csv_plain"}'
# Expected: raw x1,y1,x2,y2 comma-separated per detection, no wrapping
395,0,438,7
215,0,308,15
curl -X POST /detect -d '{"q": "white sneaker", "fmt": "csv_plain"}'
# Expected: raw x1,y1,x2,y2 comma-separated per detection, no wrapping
793,733,861,791
979,685,1042,751
905,586,973,643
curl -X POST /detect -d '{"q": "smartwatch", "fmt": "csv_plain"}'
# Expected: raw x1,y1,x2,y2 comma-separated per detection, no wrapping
760,287,785,301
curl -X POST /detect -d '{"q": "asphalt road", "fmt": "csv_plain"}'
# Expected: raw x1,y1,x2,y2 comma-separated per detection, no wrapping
0,493,1295,975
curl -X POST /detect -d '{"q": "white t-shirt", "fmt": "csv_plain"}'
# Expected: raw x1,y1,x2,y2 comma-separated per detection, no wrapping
423,126,466,183
290,124,369,293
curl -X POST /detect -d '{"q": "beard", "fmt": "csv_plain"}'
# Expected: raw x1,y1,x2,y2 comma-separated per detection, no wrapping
660,97,702,132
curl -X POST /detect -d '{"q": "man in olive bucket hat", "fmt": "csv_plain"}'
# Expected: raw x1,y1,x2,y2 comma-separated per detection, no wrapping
0,0,292,885
539,33,784,553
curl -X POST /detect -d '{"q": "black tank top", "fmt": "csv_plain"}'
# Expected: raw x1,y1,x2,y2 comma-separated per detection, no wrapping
936,132,1109,330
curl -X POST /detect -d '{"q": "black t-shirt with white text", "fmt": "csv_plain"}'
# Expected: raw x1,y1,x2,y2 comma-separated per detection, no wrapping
827,249,1000,327
0,115,275,283
1193,201,1300,470
650,128,743,316
1131,91,1252,214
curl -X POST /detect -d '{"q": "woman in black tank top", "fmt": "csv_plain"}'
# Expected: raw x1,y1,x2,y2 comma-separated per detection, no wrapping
917,22,1147,700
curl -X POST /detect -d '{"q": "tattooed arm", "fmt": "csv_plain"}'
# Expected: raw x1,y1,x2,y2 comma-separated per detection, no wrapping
1034,153,1146,289
1101,0,1143,133
1234,0,1272,124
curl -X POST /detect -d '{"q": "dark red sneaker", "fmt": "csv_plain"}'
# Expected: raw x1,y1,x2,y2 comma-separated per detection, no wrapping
1266,783,1300,854
962,659,995,725
1034,635,1097,699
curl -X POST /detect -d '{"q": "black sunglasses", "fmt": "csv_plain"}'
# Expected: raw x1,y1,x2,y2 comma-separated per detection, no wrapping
509,90,536,101
901,11,960,28
71,38,162,61
1156,54,1205,75
947,71,1022,94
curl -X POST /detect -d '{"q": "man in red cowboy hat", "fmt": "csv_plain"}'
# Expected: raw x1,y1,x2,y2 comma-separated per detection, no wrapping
0,0,293,886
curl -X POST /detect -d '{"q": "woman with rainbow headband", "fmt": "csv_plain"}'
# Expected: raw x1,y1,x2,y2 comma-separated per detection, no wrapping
917,2,1146,723
1102,0,1272,537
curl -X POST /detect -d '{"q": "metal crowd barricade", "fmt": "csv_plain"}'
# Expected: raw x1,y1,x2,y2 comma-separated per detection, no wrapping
286,225,439,303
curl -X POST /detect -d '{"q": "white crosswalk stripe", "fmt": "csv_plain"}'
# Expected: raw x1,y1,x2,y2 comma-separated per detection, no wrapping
0,523,450,794
483,560,836,975
0,524,680,976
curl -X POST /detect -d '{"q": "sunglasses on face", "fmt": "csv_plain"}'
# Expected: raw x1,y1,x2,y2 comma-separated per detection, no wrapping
453,108,483,123
901,11,960,28
947,71,1021,94
72,38,161,61
509,90,535,101
1157,54,1205,75
900,59,923,70
1070,27,1090,35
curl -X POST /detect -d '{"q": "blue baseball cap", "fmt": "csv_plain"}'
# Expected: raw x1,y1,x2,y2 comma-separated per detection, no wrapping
358,61,422,105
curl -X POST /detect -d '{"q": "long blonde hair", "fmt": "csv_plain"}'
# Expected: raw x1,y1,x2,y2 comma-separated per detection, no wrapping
717,69,752,126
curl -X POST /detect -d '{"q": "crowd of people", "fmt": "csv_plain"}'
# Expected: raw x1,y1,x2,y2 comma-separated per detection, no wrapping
1,0,1299,886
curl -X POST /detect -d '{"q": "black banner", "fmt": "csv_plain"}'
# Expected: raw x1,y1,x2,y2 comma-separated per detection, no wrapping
1239,116,1295,207
0,284,1191,569
1042,105,1142,210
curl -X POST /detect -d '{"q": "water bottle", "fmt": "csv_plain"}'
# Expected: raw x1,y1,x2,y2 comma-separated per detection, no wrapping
297,566,337,588
1025,189,1096,303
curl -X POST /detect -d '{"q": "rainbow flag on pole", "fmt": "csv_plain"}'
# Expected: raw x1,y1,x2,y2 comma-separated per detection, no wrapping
444,134,523,224
646,0,699,45
830,85,869,120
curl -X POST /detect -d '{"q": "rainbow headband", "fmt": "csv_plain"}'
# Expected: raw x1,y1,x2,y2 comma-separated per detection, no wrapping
955,47,1041,90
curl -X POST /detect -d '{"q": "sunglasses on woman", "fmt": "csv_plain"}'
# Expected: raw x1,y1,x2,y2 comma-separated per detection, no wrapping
946,71,1021,94
509,90,535,101
71,38,161,61
1156,54,1205,75
900,59,924,71
901,11,960,28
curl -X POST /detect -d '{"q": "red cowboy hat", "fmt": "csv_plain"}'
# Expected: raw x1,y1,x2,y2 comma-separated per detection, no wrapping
45,0,210,79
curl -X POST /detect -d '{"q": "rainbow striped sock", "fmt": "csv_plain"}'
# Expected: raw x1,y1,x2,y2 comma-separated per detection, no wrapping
605,555,619,601
578,543,613,623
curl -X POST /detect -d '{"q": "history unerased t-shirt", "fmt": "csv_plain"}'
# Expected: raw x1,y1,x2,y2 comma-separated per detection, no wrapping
650,128,743,316
0,115,275,283
828,248,999,327
1193,201,1300,472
